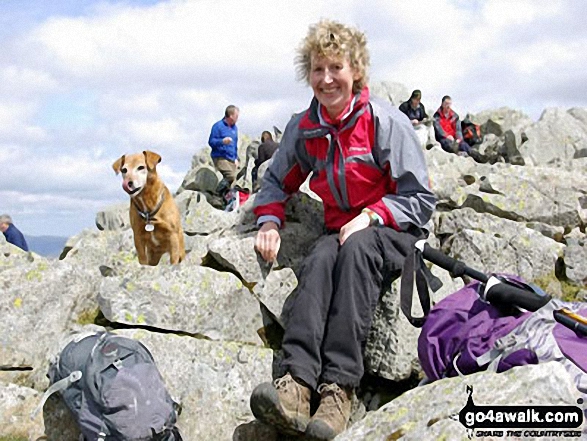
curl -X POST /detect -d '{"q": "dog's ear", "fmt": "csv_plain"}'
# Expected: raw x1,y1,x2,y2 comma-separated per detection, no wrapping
112,155,126,175
143,151,162,170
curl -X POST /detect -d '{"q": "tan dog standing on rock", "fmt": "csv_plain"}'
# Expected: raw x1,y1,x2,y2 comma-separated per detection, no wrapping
112,151,185,265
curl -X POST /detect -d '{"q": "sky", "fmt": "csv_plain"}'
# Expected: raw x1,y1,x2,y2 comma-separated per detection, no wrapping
1,0,586,238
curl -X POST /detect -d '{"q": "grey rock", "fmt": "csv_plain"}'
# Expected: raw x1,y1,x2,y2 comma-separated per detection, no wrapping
478,133,500,157
520,107,587,166
0,260,101,388
179,165,221,193
337,363,581,441
437,209,564,281
252,267,298,325
525,222,565,242
177,190,238,235
0,240,37,273
208,234,268,283
60,228,138,267
95,202,130,231
470,107,534,136
0,381,46,439
427,149,587,229
563,235,587,285
370,81,410,106
190,145,215,169
183,233,214,265
98,263,263,344
445,229,562,283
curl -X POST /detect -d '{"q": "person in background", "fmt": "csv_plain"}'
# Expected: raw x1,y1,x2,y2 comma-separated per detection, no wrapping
252,130,279,191
399,89,429,148
249,19,435,440
433,95,471,155
0,214,29,252
208,105,240,187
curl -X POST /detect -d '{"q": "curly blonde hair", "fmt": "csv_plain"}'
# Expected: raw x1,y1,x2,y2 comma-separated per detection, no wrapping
295,19,370,94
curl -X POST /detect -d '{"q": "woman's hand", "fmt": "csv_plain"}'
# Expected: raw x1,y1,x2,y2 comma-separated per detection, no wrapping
339,212,371,245
255,221,281,262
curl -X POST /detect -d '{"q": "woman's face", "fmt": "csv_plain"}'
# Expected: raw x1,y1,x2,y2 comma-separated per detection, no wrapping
310,54,359,118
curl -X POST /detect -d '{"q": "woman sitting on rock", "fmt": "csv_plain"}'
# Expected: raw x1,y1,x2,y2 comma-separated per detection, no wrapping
250,19,435,440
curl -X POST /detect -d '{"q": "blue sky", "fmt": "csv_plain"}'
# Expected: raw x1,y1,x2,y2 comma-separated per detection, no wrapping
1,0,586,238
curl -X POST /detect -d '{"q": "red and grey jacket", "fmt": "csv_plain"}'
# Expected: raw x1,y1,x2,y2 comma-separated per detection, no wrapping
433,107,463,141
253,87,436,232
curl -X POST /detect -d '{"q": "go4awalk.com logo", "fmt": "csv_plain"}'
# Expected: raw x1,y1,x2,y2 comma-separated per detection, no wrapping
457,385,584,439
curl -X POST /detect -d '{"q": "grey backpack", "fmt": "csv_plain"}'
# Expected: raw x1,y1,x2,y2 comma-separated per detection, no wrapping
34,332,182,441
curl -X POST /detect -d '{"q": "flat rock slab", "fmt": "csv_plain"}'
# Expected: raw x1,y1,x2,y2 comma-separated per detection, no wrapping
338,362,582,441
98,263,264,344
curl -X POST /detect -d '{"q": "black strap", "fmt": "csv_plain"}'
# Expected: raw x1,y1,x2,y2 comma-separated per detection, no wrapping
400,248,441,328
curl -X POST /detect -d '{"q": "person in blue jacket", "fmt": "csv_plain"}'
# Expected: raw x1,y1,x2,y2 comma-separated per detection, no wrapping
0,214,29,251
208,105,240,187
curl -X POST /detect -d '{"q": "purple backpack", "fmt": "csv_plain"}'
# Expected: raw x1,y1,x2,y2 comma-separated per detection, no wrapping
417,278,587,407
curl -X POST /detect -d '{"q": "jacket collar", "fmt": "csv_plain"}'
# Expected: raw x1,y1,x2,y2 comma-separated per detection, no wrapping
437,106,455,120
300,86,370,137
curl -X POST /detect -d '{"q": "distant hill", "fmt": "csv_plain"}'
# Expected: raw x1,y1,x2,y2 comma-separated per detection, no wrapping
26,235,69,258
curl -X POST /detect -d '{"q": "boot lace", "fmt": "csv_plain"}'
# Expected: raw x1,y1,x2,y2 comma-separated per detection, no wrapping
273,373,294,391
317,383,346,416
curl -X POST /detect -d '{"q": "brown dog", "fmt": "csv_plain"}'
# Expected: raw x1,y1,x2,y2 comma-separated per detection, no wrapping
112,151,185,265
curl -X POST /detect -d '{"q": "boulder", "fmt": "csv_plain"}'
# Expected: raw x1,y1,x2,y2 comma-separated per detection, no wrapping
370,81,410,106
252,267,298,325
520,107,587,166
178,165,221,194
427,148,587,230
60,228,137,268
437,209,564,282
563,230,587,285
95,202,130,231
98,263,263,344
338,362,582,440
0,239,36,272
176,190,239,235
0,259,101,388
0,382,46,439
470,106,533,137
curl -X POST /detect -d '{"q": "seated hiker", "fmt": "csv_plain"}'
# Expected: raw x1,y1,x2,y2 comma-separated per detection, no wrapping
250,19,436,441
252,130,279,191
399,89,429,147
0,214,29,252
433,95,471,155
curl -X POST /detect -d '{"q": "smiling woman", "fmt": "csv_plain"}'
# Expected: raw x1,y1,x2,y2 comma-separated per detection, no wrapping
249,19,436,440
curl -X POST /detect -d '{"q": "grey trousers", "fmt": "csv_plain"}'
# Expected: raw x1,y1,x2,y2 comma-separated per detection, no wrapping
281,225,424,389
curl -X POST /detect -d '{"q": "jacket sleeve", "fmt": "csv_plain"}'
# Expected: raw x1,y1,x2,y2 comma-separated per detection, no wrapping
398,101,409,118
208,122,224,149
421,103,428,120
432,110,446,139
235,127,239,161
253,114,311,227
5,226,29,252
455,115,463,140
368,101,436,231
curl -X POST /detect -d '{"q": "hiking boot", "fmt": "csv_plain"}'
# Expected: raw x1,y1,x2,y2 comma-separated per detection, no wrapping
249,373,311,436
305,383,353,440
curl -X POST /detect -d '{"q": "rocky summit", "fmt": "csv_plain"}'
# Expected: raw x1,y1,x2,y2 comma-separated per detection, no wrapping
3,83,587,440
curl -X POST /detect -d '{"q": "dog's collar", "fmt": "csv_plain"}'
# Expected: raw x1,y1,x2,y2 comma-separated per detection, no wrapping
132,190,165,225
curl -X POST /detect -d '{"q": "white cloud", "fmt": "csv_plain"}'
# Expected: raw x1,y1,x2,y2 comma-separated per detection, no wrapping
1,0,587,237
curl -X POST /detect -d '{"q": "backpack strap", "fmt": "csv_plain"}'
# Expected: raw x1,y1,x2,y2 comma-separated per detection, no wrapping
400,240,443,327
30,370,82,420
475,333,521,371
